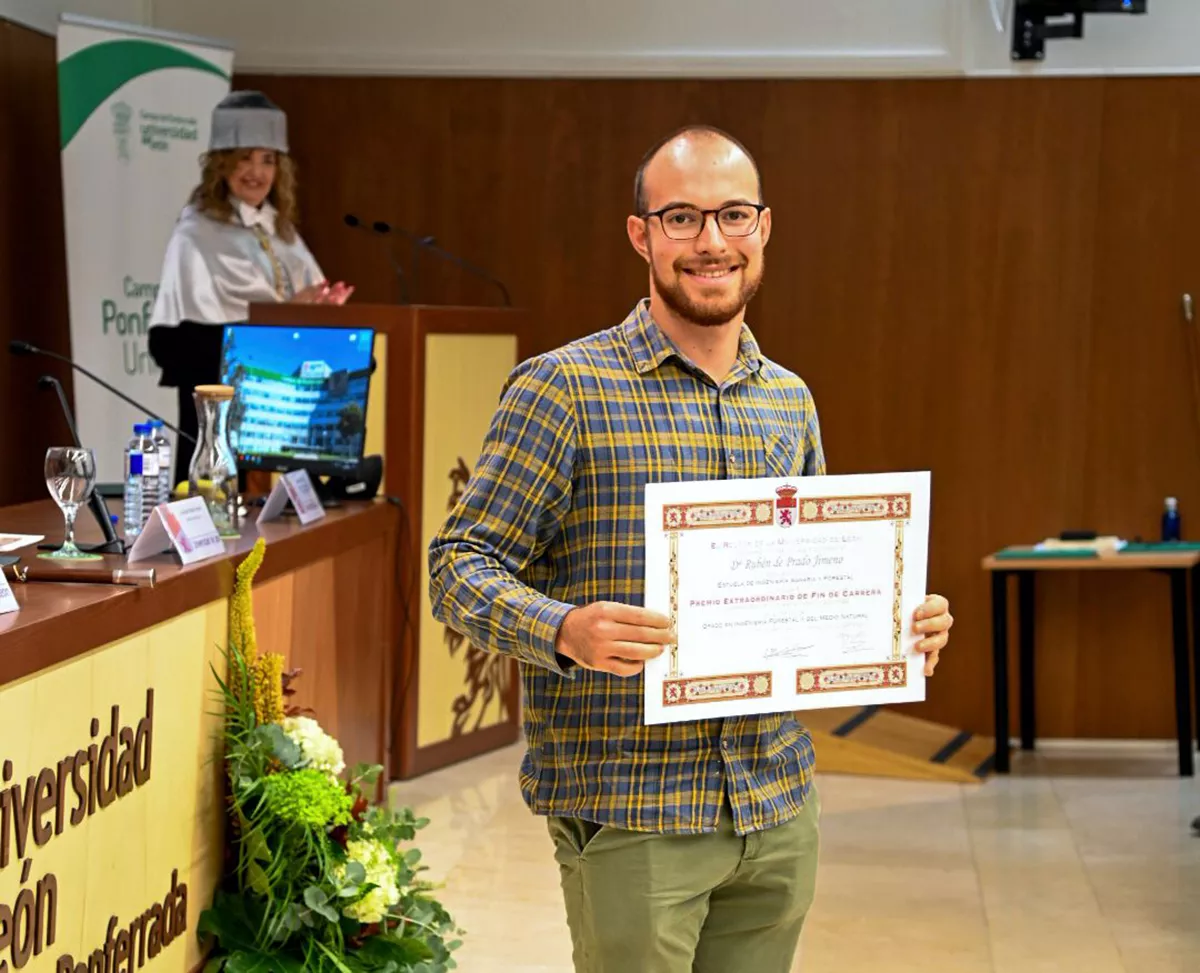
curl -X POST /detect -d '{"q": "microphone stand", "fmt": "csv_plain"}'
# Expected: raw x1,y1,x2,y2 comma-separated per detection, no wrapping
36,374,125,555
8,340,194,445
343,214,410,304
371,221,511,306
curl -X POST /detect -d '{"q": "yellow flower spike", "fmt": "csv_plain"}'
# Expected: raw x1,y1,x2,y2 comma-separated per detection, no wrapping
229,538,266,665
252,653,285,725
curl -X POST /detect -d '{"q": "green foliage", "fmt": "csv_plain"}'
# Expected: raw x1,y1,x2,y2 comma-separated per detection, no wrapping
200,641,461,972
261,769,354,828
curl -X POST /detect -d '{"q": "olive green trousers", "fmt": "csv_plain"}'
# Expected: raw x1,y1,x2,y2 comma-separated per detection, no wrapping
547,790,820,973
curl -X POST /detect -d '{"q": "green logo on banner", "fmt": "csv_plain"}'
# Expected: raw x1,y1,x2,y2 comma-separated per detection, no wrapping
58,39,229,149
111,101,132,162
139,109,200,152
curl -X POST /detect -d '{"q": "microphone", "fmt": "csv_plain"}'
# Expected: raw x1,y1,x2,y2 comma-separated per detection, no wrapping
9,340,195,445
37,375,81,445
344,213,410,303
372,220,511,307
35,373,125,555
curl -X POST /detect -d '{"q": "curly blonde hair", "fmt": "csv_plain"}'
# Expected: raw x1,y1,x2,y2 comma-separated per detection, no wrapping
189,149,299,243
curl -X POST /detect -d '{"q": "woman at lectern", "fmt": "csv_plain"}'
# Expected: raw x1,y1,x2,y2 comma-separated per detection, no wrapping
149,90,353,484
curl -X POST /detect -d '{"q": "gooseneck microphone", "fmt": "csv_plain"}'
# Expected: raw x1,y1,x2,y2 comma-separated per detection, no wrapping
8,340,195,445
342,213,511,307
35,373,125,554
344,213,410,304
37,374,81,445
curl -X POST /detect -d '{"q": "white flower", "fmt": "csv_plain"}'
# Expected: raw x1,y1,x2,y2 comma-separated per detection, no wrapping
338,837,401,924
281,716,345,782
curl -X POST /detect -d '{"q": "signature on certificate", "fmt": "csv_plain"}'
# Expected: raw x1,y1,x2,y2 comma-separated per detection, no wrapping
840,630,876,654
764,643,814,660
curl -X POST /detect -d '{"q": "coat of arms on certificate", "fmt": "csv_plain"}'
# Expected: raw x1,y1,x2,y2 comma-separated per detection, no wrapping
642,471,931,725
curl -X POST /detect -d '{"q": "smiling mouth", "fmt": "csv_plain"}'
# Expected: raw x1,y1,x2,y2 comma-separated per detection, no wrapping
683,265,740,283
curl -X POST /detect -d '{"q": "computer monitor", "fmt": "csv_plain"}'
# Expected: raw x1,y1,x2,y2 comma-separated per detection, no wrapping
218,323,375,476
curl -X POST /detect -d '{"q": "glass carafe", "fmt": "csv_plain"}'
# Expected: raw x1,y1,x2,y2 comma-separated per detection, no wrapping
189,384,240,538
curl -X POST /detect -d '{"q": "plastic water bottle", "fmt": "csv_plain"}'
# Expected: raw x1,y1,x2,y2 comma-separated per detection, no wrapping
138,426,160,526
149,419,173,505
1163,496,1181,542
123,424,159,540
124,425,147,540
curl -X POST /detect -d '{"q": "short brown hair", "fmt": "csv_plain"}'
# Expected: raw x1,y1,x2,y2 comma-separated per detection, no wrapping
188,148,299,243
633,124,762,214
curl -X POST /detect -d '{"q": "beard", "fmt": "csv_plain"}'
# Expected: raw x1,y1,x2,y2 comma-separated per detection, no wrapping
651,251,764,328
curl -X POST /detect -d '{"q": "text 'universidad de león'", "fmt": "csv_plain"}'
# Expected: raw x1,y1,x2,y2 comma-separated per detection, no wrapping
0,689,188,971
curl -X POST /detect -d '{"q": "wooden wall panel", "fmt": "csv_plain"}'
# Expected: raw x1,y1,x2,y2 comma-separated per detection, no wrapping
1067,79,1200,739
3,23,1191,742
249,535,395,776
0,19,75,507
231,72,1200,742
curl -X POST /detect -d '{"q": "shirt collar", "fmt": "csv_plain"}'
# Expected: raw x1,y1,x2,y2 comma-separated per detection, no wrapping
623,298,763,378
234,198,277,236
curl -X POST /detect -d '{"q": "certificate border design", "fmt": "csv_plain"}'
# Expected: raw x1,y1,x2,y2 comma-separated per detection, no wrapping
663,671,773,707
792,491,911,526
663,499,774,532
795,662,907,694
668,531,680,677
892,519,904,661
663,491,911,533
661,486,915,699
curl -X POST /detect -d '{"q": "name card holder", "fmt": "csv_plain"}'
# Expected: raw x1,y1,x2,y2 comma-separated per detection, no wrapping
0,565,18,615
127,496,225,565
258,470,327,526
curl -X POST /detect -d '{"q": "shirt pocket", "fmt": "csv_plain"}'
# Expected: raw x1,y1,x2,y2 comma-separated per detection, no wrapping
758,432,805,478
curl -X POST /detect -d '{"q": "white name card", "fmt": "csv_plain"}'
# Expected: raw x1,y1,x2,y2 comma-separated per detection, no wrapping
258,470,327,526
127,496,225,565
0,568,19,616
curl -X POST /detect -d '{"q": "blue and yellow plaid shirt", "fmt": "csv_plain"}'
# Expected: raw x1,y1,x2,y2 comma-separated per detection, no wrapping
428,300,825,835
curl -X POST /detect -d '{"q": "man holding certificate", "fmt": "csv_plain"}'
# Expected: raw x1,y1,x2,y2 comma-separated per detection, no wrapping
428,125,954,973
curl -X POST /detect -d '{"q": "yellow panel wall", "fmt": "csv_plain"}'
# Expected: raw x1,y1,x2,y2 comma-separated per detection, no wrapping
0,600,227,971
418,333,518,749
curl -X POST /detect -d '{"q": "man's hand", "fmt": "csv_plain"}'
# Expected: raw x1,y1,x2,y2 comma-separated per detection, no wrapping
913,593,953,676
555,602,674,677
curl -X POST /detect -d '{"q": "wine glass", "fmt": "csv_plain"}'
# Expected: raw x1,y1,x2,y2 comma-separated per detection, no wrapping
42,446,102,561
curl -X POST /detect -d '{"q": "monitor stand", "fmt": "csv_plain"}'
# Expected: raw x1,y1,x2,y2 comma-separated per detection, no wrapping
313,478,344,508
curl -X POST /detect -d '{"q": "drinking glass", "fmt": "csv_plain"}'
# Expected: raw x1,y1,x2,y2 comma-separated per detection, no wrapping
42,446,101,561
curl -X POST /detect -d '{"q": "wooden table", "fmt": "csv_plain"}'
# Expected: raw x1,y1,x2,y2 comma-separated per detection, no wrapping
981,548,1200,776
0,495,401,968
0,496,400,774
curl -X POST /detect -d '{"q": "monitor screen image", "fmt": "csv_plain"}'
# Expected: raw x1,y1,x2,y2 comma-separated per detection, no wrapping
219,324,375,474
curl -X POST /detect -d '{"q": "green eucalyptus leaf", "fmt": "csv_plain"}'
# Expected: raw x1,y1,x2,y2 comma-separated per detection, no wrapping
260,722,303,767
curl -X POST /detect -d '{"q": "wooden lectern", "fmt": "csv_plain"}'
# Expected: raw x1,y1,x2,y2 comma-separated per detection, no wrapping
249,302,531,780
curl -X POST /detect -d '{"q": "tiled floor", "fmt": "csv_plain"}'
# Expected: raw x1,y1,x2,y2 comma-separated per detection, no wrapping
388,741,1200,972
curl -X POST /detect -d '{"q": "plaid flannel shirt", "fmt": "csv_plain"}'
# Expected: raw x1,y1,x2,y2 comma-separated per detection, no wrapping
428,299,825,835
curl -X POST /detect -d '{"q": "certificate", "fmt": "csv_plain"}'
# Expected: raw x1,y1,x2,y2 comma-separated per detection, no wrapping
643,471,930,725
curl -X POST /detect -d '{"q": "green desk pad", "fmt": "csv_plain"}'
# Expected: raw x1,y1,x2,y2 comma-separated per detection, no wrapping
994,547,1097,559
994,541,1200,559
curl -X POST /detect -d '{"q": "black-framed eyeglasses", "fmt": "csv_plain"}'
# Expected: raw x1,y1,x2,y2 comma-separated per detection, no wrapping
642,202,766,241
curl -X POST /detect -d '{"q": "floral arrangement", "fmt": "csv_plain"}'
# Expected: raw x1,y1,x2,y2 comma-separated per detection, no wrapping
200,538,461,972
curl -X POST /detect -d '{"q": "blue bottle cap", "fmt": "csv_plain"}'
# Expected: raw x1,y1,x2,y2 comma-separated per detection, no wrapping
134,423,148,435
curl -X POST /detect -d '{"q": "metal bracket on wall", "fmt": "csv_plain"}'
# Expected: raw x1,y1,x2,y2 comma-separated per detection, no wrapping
1011,1,1148,62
